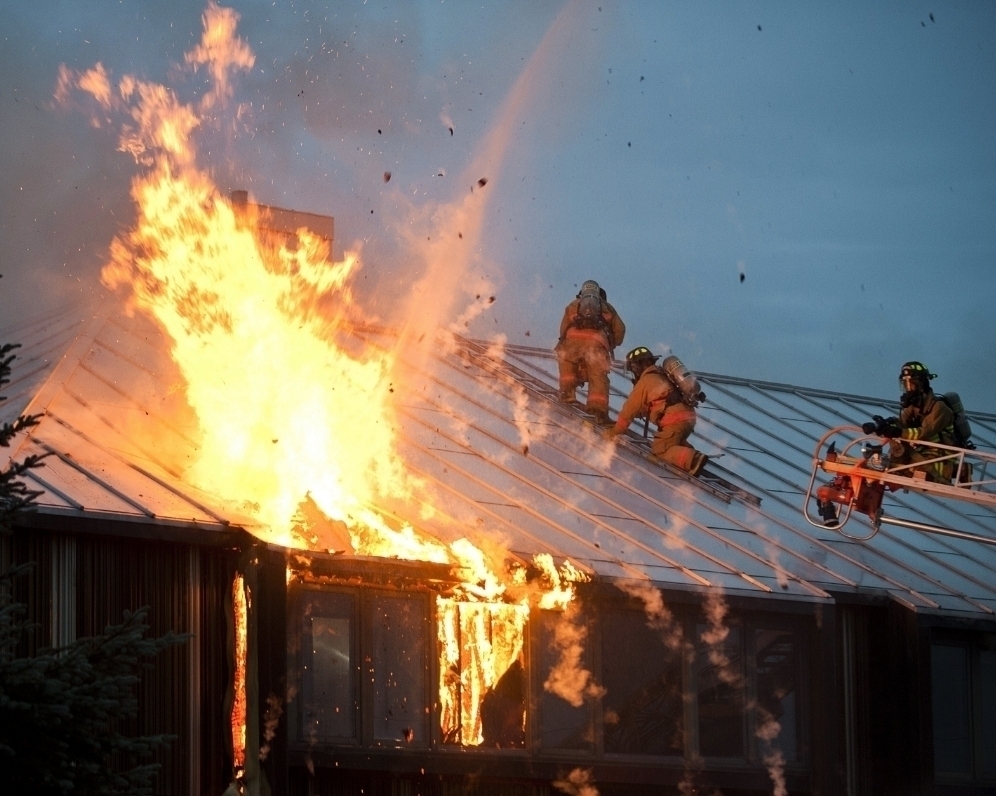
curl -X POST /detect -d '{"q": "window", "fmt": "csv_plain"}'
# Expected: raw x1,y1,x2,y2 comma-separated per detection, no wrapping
601,608,684,756
371,594,428,746
931,640,996,782
696,623,745,758
755,629,800,763
438,598,527,748
692,618,804,764
298,588,429,748
536,609,592,752
302,591,357,741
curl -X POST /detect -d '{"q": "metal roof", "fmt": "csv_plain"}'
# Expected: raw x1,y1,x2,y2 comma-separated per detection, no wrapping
4,306,996,618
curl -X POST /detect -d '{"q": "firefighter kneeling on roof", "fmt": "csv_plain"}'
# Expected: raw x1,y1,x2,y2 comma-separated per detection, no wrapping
555,280,626,425
861,361,971,483
605,347,709,476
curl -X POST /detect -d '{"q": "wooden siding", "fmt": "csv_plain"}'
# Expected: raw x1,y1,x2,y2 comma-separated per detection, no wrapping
7,524,237,795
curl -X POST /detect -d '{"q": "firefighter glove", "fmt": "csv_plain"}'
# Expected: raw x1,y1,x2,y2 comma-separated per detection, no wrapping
873,415,901,438
861,421,878,435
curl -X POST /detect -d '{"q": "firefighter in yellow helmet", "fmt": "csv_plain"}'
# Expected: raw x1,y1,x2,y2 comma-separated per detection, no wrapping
861,361,956,482
555,280,626,425
605,346,708,476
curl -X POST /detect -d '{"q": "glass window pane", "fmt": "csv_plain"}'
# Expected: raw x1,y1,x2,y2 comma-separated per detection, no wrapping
979,649,996,777
755,629,799,762
931,644,971,775
371,594,427,745
537,610,592,751
697,624,745,758
303,592,355,740
601,609,684,756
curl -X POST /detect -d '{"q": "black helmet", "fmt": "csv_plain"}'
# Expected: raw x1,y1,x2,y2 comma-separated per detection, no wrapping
899,361,935,394
625,346,659,379
578,279,600,299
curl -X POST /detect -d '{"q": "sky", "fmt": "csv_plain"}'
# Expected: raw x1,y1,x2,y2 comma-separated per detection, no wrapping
1,0,994,411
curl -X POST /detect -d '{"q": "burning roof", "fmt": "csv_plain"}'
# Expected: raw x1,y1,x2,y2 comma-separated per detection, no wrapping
5,301,996,618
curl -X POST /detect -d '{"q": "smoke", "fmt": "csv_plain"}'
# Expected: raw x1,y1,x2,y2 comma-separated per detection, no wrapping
391,0,586,370
542,601,604,707
700,591,742,688
258,691,286,763
553,767,599,796
615,578,684,651
756,709,788,796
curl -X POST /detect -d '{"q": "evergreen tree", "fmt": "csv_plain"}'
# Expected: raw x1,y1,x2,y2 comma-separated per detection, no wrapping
0,318,187,794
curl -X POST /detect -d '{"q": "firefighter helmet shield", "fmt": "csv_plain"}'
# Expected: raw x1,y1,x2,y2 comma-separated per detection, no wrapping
899,361,935,393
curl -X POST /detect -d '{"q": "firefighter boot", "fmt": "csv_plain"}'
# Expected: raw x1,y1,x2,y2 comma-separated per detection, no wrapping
591,409,612,427
689,452,709,477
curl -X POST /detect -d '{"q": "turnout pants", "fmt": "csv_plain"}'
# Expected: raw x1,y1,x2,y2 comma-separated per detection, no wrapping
651,418,700,472
556,334,611,413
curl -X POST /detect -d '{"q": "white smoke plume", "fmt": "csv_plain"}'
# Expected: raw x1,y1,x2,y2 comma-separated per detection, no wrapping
258,691,286,762
615,578,684,652
756,708,788,796
553,767,599,796
542,601,605,707
701,590,742,687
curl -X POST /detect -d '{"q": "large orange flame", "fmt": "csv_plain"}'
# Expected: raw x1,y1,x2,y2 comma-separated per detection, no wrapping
59,0,597,751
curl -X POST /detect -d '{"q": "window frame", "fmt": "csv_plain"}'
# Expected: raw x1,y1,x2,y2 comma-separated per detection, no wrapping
930,634,996,786
288,581,813,774
584,600,811,769
290,583,434,750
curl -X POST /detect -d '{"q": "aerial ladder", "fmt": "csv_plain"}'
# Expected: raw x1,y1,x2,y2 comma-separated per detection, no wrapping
803,426,996,545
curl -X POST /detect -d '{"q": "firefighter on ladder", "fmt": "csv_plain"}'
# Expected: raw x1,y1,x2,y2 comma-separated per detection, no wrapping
555,280,626,425
605,346,709,476
862,361,956,483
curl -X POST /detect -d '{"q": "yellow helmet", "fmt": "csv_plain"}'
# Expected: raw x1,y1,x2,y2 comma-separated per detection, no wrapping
625,346,659,378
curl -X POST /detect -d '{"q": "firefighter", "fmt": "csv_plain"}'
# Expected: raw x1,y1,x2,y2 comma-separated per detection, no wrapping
605,346,708,476
862,361,956,482
555,280,626,425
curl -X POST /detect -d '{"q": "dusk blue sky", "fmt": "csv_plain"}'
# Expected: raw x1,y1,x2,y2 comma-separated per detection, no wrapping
2,1,994,411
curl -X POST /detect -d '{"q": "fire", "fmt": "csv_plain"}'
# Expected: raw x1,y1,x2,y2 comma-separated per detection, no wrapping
231,572,248,772
59,0,597,753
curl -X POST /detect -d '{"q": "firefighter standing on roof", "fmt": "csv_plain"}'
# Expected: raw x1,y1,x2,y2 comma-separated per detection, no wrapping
606,347,709,476
555,280,625,425
862,361,956,482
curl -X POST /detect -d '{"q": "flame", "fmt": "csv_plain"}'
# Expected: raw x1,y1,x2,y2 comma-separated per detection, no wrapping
59,0,594,751
231,573,248,772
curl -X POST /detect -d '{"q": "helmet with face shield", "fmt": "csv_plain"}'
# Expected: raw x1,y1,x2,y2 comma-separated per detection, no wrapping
899,361,935,396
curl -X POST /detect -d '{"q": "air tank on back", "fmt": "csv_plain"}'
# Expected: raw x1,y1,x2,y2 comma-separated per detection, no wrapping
943,392,974,448
660,355,705,407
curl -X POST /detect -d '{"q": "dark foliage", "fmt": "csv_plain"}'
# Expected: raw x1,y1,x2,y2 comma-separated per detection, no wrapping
0,609,187,795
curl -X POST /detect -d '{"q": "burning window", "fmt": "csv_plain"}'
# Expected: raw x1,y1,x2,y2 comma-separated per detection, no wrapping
438,598,528,748
601,607,684,756
301,591,357,741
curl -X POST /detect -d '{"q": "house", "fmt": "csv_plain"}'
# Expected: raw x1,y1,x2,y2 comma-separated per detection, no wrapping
3,220,995,796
